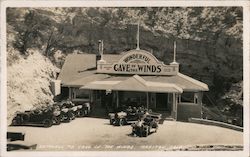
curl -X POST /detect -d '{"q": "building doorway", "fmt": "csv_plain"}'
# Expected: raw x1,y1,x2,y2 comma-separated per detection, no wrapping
156,93,169,111
120,91,146,108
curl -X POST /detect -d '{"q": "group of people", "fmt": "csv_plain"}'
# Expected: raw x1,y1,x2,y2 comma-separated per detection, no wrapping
130,114,144,137
124,106,151,137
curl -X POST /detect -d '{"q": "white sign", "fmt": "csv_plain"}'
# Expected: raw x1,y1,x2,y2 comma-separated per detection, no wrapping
97,50,179,76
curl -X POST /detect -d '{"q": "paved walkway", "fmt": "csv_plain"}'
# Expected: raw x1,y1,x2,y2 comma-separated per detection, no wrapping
7,118,243,151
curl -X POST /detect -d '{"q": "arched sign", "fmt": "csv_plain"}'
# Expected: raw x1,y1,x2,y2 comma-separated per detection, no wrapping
97,50,179,76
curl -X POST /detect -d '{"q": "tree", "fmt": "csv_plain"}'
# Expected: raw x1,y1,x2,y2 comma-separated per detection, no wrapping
13,10,41,54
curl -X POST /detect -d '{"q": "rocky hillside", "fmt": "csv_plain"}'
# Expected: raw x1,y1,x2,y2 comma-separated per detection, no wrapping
6,7,243,124
7,49,59,124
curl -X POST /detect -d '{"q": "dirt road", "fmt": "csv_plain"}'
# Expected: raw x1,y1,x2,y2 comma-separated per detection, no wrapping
7,118,243,151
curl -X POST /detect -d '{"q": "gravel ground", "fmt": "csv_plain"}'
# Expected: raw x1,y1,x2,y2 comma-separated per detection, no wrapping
7,117,243,151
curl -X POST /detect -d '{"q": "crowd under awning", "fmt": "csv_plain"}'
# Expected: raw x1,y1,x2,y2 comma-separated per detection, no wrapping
80,75,183,93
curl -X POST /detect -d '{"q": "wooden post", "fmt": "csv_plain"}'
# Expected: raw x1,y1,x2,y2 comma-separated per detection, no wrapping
172,93,178,120
90,90,93,103
116,91,119,108
146,92,149,109
68,87,71,100
198,92,203,119
154,93,156,108
175,94,178,120
89,90,91,102
172,93,176,119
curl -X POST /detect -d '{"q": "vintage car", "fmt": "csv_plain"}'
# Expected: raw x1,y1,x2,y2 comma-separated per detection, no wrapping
59,107,74,122
55,101,75,122
49,105,61,125
74,102,91,117
131,116,159,137
109,106,160,126
59,100,91,118
60,100,76,118
11,107,60,127
146,111,162,123
109,111,144,126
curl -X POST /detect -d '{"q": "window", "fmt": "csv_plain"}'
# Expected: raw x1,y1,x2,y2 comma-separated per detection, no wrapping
74,89,89,99
181,92,195,103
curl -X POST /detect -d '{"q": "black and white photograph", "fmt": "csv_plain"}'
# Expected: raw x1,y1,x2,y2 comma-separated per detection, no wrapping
0,1,249,157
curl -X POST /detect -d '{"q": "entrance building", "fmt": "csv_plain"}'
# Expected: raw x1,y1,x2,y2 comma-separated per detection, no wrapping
57,45,209,120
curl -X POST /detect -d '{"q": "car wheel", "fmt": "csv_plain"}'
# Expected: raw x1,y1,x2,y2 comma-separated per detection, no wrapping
145,128,149,137
54,116,61,125
14,117,22,125
80,111,85,117
22,114,29,122
75,111,79,117
11,119,17,126
84,110,88,116
155,126,158,133
110,119,115,125
119,119,125,126
132,129,136,136
65,116,71,122
69,112,75,120
43,119,52,128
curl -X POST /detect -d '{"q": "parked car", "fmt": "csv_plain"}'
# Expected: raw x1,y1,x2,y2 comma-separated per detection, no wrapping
131,116,159,137
49,105,61,125
74,102,91,117
109,106,160,126
55,101,75,122
109,111,144,126
11,107,59,128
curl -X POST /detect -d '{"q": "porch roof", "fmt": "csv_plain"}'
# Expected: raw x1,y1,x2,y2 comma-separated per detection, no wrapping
63,73,110,87
80,75,183,93
80,81,120,91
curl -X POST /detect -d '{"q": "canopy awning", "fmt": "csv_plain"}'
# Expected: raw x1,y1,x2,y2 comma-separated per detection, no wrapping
80,81,120,91
80,75,183,93
112,75,147,92
145,81,183,93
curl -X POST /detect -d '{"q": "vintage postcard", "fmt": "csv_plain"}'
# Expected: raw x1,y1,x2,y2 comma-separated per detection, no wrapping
0,0,249,157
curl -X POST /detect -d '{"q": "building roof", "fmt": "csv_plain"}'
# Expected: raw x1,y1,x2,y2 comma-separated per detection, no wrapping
58,53,123,85
64,73,110,87
103,54,122,63
142,73,209,92
58,53,209,92
57,54,96,84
